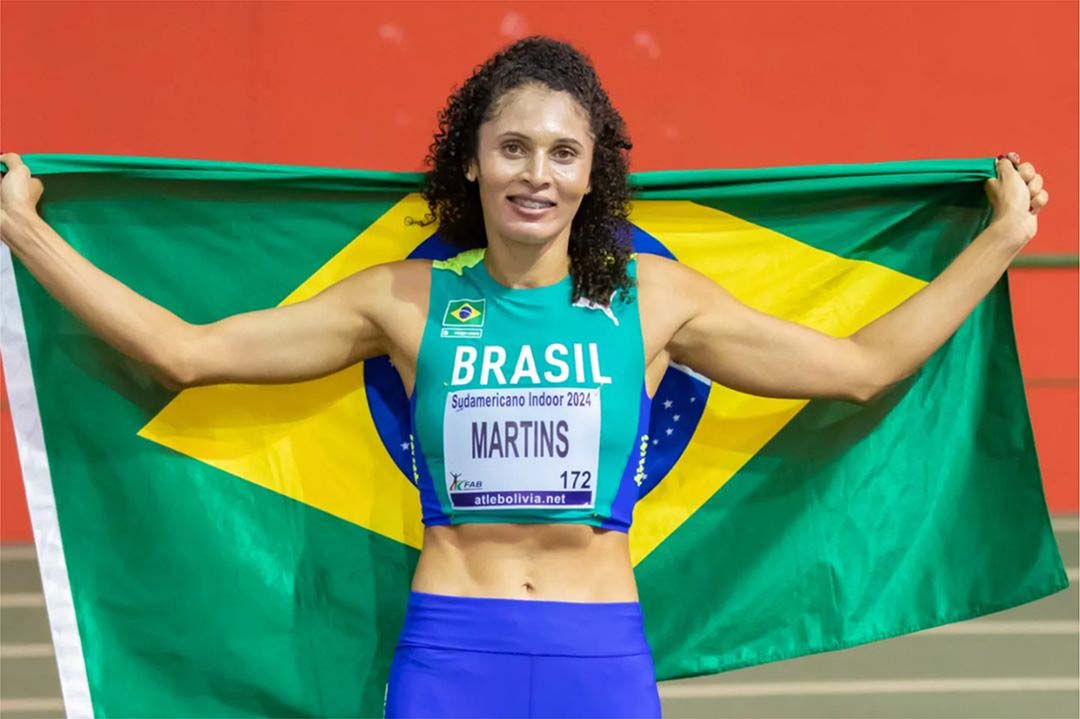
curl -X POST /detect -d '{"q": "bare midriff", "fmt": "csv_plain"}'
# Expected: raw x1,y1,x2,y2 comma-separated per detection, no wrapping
410,522,640,603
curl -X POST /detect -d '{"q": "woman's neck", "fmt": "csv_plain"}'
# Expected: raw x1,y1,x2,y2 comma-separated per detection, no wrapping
482,233,571,289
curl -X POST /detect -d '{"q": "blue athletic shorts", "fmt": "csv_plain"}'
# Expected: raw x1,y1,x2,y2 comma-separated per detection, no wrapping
384,590,663,718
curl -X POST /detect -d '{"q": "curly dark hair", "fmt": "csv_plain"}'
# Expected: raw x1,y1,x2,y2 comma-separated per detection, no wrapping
417,35,635,307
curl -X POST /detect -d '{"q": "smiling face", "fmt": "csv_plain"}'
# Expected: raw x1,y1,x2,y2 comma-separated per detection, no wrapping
466,83,594,249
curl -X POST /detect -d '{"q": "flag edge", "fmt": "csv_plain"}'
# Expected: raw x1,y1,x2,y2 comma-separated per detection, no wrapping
0,246,94,718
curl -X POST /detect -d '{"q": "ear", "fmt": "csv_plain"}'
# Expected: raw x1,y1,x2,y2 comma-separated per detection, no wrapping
464,159,478,183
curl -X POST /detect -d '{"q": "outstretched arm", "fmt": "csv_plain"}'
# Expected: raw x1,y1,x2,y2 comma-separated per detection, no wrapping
664,153,1049,404
0,152,398,391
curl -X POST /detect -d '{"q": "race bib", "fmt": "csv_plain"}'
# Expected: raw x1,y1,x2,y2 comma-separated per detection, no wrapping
443,387,601,509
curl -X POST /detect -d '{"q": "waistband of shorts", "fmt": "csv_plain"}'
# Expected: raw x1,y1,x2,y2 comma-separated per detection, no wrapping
395,590,652,657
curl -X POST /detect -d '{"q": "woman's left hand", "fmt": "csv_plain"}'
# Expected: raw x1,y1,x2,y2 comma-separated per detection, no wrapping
984,151,1049,248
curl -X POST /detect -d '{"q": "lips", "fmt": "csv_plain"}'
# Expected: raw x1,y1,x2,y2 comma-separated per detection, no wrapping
505,195,556,220
508,195,556,209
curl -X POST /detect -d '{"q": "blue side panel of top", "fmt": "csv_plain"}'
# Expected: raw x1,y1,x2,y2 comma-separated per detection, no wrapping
409,388,450,527
601,380,654,532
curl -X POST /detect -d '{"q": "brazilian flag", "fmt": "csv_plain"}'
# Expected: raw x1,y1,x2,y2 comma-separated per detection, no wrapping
0,154,1067,717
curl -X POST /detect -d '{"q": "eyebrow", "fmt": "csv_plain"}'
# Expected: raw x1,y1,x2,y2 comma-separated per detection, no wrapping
497,131,585,150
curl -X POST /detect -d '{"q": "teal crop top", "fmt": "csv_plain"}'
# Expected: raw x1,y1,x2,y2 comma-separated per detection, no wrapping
407,247,653,532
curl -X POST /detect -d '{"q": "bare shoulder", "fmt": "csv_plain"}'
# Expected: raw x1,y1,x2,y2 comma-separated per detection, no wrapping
346,257,430,300
352,258,432,365
634,251,710,289
634,251,682,285
633,252,711,319
384,257,433,293
359,258,433,318
632,252,713,356
387,257,434,275
368,257,432,281
316,258,431,338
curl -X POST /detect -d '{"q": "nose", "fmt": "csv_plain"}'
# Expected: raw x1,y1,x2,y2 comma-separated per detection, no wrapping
521,150,551,187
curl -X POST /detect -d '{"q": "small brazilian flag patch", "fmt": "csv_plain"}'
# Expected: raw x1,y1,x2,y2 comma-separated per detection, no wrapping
441,298,485,338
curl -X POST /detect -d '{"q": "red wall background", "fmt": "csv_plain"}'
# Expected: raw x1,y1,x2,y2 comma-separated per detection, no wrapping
2,1,1077,541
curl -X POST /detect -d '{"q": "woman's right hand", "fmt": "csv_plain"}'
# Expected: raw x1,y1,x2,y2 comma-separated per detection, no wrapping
1,152,45,244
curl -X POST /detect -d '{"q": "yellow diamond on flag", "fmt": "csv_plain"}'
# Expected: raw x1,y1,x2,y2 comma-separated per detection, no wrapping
625,200,925,565
138,195,434,550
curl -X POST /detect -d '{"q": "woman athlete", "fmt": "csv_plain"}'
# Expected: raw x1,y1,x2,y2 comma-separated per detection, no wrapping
0,36,1050,719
